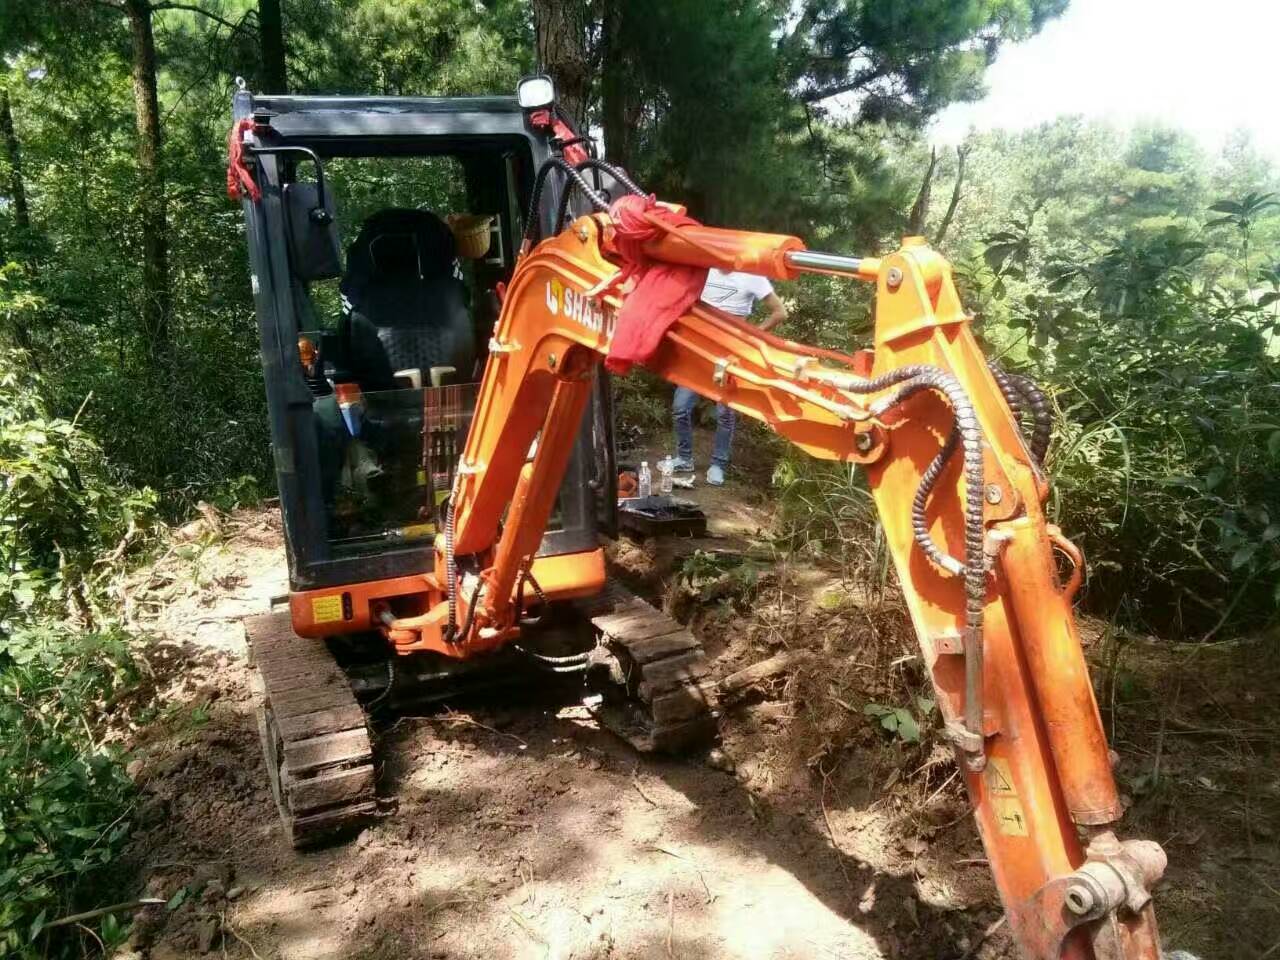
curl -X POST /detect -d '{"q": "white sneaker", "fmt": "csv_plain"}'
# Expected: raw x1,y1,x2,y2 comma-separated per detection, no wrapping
706,464,725,486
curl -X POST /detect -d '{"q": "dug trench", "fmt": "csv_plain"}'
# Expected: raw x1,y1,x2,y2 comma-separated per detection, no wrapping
114,469,1277,959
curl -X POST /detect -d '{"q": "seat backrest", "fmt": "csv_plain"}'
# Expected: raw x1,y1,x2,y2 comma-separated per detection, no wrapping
339,208,476,390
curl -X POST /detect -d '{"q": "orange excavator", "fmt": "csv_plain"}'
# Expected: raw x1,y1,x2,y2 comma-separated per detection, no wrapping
231,76,1167,959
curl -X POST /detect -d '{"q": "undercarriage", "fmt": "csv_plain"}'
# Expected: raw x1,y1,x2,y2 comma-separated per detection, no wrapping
247,585,718,847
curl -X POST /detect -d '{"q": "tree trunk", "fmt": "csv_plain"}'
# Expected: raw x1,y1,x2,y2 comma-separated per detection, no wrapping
934,144,970,247
258,0,287,93
600,0,634,167
906,146,938,237
531,0,590,130
123,0,171,357
0,86,40,368
1,88,31,231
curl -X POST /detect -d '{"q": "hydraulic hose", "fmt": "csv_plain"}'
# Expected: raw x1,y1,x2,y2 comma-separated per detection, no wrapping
454,579,485,647
1006,372,1052,465
986,360,1025,423
444,493,458,643
835,364,987,762
911,426,962,574
555,158,647,232
573,158,646,197
523,157,612,249
987,360,1051,465
515,566,550,629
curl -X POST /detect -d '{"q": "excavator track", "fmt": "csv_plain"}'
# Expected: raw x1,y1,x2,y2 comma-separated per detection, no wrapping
581,586,719,753
245,612,378,848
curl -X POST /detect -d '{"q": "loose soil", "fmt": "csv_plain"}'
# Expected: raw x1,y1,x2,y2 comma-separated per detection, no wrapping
115,451,1277,960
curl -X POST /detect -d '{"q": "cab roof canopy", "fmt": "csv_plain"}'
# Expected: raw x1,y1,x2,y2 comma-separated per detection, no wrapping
234,91,535,157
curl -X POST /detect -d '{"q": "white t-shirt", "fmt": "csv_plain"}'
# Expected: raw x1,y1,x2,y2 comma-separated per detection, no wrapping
701,268,774,318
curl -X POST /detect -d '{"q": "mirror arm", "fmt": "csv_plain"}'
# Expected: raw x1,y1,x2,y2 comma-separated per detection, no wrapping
248,145,331,222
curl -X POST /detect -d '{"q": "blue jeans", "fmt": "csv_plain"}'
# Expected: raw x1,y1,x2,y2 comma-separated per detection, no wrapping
673,386,735,469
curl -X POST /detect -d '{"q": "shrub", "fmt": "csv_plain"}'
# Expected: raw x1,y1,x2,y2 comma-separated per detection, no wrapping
981,207,1280,637
0,626,138,958
0,349,149,956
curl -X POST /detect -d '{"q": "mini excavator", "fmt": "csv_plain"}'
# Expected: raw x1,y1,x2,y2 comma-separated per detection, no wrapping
230,76,1168,959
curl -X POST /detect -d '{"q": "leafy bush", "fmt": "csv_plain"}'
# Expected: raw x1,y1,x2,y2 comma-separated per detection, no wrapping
0,626,138,958
0,350,149,956
980,201,1280,637
0,351,157,626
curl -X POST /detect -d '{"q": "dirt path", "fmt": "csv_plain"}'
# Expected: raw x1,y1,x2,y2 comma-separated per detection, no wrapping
117,493,1277,960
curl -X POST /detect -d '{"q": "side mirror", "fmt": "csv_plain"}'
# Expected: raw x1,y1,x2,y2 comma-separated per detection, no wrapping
254,145,342,282
517,75,555,111
283,180,342,281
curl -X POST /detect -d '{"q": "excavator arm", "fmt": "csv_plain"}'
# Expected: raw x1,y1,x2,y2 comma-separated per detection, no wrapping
382,184,1165,960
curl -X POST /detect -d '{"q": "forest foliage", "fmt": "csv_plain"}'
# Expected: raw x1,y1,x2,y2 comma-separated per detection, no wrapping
0,1,1278,949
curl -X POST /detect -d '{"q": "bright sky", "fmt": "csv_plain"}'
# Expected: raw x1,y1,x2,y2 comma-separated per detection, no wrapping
931,0,1280,159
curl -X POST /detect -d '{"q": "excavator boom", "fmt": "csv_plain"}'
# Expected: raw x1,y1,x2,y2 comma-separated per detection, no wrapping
394,186,1167,959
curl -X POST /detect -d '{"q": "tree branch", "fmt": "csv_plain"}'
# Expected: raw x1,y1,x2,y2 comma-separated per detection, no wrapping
798,64,891,104
934,143,971,247
907,145,938,236
150,1,247,33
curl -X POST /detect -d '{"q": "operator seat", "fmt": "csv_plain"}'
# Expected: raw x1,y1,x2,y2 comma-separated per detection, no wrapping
339,208,476,390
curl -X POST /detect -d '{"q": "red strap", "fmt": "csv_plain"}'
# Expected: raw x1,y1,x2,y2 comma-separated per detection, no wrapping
226,117,261,202
529,110,590,167
603,195,708,375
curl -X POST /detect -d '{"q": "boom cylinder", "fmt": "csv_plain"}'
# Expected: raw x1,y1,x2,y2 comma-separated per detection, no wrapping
638,224,805,278
998,517,1123,825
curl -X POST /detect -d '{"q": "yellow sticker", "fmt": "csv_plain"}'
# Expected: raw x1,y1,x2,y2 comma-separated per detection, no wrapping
311,595,343,623
993,796,1030,837
985,758,1018,797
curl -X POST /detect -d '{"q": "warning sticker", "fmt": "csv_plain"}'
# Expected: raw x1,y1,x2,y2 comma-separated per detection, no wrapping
993,796,1030,837
311,595,343,623
985,758,1017,797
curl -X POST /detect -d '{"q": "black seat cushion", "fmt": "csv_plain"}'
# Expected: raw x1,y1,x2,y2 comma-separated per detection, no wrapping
339,208,476,391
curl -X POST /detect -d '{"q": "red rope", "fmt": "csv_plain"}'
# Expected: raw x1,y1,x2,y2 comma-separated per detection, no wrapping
226,117,261,202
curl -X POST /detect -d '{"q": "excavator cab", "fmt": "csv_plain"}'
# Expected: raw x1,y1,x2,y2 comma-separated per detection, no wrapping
233,85,615,598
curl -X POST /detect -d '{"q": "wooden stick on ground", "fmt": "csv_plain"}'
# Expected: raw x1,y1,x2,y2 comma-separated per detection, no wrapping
44,898,165,930
718,650,813,699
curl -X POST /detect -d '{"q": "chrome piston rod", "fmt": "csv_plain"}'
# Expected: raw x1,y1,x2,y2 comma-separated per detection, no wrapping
785,249,880,280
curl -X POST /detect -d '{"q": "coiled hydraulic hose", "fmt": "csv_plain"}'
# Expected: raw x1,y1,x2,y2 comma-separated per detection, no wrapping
513,569,590,672
443,492,458,643
515,566,549,629
1006,372,1052,465
831,364,987,760
987,360,1052,465
523,157,612,249
986,361,1025,424
574,158,646,197
555,159,647,232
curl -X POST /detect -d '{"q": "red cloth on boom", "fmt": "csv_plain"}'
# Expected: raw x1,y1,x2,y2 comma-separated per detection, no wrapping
603,195,708,375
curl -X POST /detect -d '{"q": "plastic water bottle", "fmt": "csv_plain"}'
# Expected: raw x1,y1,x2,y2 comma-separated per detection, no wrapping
638,461,652,498
659,457,674,494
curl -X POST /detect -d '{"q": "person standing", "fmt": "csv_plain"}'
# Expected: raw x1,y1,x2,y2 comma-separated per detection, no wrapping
671,268,788,485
